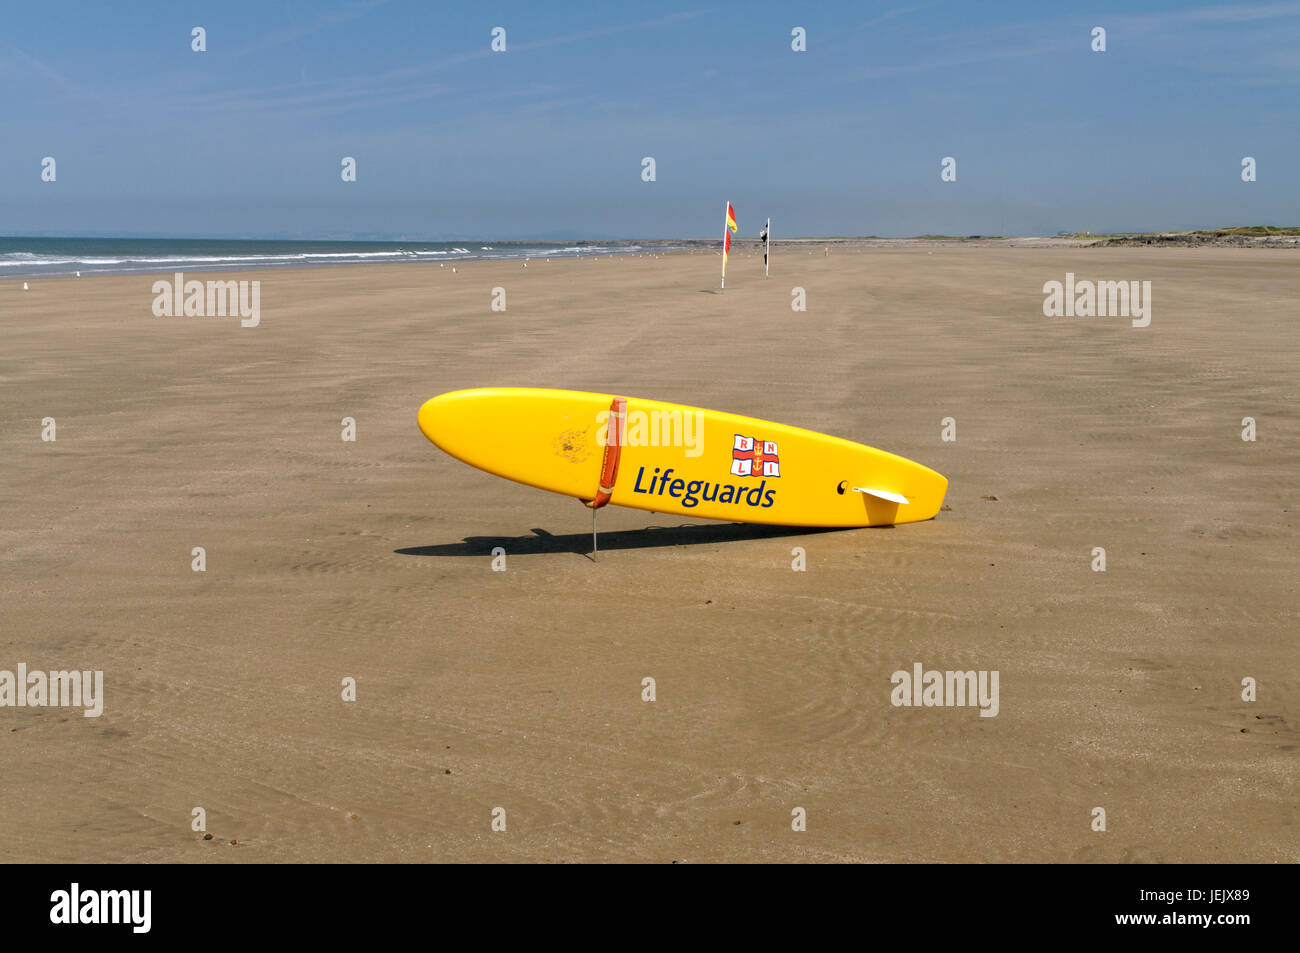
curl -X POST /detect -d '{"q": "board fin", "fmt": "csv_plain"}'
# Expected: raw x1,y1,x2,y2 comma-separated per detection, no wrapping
852,486,910,506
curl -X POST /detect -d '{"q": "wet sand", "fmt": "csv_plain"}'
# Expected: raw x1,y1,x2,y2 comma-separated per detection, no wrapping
1,244,1296,862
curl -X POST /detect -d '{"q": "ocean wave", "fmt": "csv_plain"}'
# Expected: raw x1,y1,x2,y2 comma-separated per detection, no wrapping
0,250,440,267
0,240,692,278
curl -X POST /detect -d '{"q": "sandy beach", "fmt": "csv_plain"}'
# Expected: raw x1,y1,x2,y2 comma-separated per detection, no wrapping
1,244,1295,863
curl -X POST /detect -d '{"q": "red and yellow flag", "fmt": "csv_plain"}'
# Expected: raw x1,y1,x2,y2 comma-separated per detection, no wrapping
722,202,738,282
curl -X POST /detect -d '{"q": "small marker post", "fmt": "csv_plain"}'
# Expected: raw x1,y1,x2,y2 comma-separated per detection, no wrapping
762,217,771,278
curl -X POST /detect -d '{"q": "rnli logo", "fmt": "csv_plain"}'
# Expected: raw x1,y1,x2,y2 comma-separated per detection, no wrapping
731,435,780,478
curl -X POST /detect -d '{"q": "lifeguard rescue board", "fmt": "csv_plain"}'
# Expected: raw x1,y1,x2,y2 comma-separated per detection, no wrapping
416,387,947,528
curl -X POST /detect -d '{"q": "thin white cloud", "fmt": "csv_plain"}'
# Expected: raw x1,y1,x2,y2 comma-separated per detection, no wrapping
169,9,708,119
3,44,79,92
1118,1,1300,24
229,0,392,58
510,9,707,54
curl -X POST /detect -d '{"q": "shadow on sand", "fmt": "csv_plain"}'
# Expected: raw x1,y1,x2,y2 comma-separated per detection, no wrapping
395,522,863,559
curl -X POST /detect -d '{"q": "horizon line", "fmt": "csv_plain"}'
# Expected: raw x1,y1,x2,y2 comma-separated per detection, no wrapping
5,226,1297,244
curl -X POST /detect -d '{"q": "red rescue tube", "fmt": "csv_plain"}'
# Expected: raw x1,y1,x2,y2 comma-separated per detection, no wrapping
587,396,626,508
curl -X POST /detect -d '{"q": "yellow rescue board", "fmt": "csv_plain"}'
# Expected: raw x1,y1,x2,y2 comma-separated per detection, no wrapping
417,388,947,527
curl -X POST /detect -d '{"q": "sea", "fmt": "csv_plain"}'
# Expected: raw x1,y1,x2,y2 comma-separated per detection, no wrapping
0,236,707,279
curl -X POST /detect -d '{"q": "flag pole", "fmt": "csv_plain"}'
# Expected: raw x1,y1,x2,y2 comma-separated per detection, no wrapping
721,200,728,291
766,217,771,278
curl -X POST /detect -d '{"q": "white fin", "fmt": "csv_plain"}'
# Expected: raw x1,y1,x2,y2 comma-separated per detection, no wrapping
852,487,909,505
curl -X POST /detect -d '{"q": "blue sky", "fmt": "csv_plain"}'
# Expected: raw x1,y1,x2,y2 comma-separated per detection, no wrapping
3,0,1299,239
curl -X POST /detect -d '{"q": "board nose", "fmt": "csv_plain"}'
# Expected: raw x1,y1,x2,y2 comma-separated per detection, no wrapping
417,394,450,447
